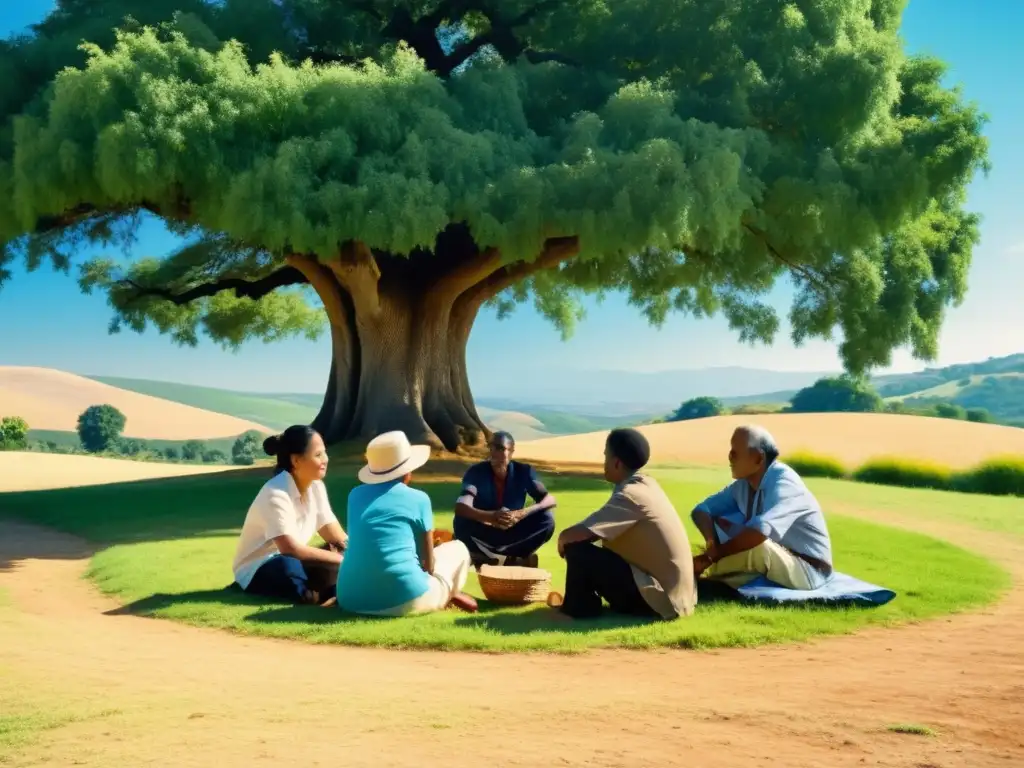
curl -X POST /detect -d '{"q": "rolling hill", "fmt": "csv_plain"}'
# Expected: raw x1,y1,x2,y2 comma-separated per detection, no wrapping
0,367,270,440
518,412,1024,470
83,375,630,440
719,353,1024,425
89,376,318,430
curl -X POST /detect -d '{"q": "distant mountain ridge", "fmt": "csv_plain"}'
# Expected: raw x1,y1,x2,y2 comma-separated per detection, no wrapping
80,352,1024,437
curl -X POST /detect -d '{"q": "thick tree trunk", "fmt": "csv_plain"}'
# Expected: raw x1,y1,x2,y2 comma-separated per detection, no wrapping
297,259,490,452
292,232,578,452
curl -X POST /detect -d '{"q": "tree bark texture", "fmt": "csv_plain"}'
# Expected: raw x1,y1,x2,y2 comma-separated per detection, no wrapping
288,232,578,452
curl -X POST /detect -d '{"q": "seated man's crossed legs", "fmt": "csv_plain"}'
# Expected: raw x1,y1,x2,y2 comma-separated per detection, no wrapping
701,536,827,591
454,509,555,568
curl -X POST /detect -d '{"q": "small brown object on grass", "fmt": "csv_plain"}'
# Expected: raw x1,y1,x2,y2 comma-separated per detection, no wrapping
432,529,454,546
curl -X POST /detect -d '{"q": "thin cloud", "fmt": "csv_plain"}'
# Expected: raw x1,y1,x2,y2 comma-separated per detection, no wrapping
1005,242,1024,256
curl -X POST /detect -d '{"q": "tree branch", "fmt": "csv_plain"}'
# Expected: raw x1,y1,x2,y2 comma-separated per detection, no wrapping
285,253,351,325
474,235,580,303
742,223,834,294
33,204,102,235
434,246,503,298
119,266,307,306
435,0,569,77
326,240,382,316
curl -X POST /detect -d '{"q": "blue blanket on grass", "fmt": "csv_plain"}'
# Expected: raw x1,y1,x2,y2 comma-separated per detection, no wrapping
734,572,896,606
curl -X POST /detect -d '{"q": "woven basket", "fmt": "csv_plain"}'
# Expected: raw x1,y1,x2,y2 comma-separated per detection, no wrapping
477,565,553,605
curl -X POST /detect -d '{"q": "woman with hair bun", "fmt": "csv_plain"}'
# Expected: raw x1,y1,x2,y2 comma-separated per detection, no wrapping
231,425,348,606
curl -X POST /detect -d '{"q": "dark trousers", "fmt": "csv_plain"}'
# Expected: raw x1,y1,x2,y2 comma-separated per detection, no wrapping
560,542,658,619
454,509,555,560
245,555,338,603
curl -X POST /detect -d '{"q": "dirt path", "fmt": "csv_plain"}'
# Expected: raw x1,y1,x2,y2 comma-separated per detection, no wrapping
1,512,1022,768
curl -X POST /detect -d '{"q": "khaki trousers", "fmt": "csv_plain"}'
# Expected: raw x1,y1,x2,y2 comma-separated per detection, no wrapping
705,539,829,590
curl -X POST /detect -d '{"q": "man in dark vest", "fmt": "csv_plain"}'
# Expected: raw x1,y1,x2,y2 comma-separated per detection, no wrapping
453,431,557,568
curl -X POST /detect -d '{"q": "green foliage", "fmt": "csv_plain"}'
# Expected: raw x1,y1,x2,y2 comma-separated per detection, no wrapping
231,431,261,466
180,439,205,461
202,448,227,463
670,396,725,422
953,457,1024,498
0,1,989,374
853,457,953,491
76,404,127,452
789,376,883,413
163,446,179,460
965,407,994,424
118,437,149,456
932,402,966,420
0,416,29,450
784,452,848,479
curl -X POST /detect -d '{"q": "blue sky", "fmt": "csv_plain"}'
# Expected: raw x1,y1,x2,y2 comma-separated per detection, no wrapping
0,0,1021,393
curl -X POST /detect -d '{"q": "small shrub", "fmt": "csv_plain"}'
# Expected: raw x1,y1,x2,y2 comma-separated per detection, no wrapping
954,456,1024,497
853,457,953,491
933,402,967,420
886,723,937,737
785,452,848,479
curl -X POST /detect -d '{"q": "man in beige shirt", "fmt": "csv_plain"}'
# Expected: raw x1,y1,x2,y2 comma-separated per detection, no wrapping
554,428,697,620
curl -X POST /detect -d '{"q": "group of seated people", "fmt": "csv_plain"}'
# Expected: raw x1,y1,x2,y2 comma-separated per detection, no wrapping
231,420,834,620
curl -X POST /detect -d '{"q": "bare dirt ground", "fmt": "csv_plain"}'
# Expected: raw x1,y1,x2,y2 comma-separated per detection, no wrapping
0,366,269,439
1,497,1022,765
0,451,234,492
519,412,1024,469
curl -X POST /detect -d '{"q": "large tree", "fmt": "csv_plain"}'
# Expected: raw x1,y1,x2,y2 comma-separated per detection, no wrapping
0,1,988,450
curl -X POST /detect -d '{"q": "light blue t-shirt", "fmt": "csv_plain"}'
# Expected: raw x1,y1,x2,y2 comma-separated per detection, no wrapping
693,461,833,569
336,480,433,614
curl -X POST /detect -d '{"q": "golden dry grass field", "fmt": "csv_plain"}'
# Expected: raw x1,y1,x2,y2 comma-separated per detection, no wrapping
0,366,270,440
518,412,1024,469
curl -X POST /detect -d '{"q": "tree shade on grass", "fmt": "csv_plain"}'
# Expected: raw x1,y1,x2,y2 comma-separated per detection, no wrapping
0,466,1008,652
0,1,989,451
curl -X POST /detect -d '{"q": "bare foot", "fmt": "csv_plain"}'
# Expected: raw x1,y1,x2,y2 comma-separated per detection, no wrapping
319,596,337,608
448,592,479,613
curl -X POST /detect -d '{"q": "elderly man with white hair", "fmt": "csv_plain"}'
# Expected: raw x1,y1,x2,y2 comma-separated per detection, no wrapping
691,425,833,591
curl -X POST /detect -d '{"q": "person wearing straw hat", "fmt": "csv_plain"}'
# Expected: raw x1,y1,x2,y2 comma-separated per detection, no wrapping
336,431,478,616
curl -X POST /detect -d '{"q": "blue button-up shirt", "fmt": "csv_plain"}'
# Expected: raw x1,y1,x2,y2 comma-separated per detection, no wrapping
459,460,550,511
693,461,833,568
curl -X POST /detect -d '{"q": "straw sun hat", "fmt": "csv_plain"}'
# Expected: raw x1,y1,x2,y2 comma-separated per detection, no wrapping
357,430,432,484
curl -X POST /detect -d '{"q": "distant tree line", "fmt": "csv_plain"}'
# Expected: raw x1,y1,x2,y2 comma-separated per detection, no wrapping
665,376,1002,426
1,405,267,465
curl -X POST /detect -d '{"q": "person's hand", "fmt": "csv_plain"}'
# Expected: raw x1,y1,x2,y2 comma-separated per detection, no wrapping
693,552,714,577
496,509,521,529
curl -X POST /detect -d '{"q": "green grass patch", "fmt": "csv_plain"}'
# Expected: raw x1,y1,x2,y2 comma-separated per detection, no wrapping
1,466,1008,653
784,452,848,479
0,708,120,762
886,723,937,737
853,457,954,491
